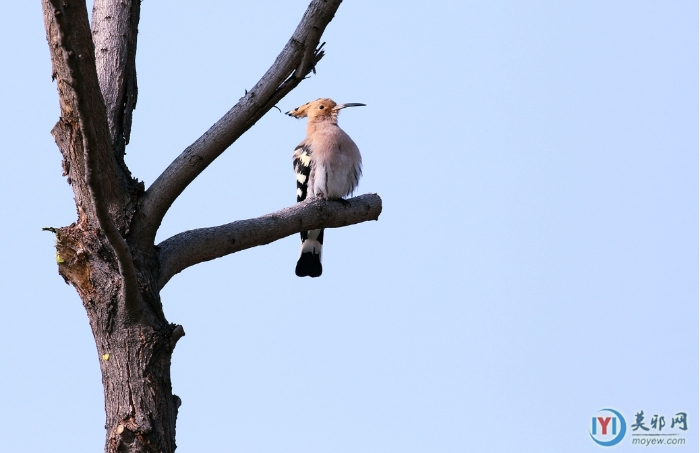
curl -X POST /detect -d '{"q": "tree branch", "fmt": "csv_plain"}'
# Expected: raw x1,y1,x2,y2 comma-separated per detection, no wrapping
92,0,141,157
133,0,342,248
47,0,142,321
157,193,382,289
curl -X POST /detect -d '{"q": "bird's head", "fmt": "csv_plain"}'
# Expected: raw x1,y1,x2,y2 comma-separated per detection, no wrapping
286,98,365,121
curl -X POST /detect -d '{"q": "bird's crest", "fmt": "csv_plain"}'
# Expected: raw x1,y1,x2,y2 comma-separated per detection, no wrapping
286,98,366,120
285,98,335,119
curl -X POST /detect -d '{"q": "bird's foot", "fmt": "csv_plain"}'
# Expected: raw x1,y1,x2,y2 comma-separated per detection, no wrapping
336,198,351,207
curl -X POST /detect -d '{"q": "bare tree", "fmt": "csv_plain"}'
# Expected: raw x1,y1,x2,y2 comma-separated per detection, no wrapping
41,1,382,451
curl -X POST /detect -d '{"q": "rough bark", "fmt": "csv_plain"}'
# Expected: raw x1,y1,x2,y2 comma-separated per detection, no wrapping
91,0,141,166
42,1,381,452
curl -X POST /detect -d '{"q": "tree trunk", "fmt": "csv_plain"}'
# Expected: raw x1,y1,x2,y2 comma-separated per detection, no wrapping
98,323,179,453
55,221,181,453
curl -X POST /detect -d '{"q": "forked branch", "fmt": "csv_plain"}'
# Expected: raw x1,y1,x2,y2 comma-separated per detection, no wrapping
157,193,382,288
47,0,142,319
134,0,343,247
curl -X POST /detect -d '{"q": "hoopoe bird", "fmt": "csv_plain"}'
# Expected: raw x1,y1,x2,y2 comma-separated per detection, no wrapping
286,98,365,277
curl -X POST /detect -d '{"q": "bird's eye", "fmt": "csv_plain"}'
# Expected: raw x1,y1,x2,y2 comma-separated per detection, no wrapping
319,105,324,109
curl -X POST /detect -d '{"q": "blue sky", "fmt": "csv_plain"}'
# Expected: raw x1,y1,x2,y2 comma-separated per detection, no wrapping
0,1,697,452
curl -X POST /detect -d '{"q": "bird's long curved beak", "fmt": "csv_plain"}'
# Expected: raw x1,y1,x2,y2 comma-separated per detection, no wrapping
334,103,366,110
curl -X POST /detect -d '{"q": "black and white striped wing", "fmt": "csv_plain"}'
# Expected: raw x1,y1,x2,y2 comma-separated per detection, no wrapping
292,144,312,202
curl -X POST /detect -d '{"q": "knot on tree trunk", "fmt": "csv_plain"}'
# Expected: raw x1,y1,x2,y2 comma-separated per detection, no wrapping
50,225,94,297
